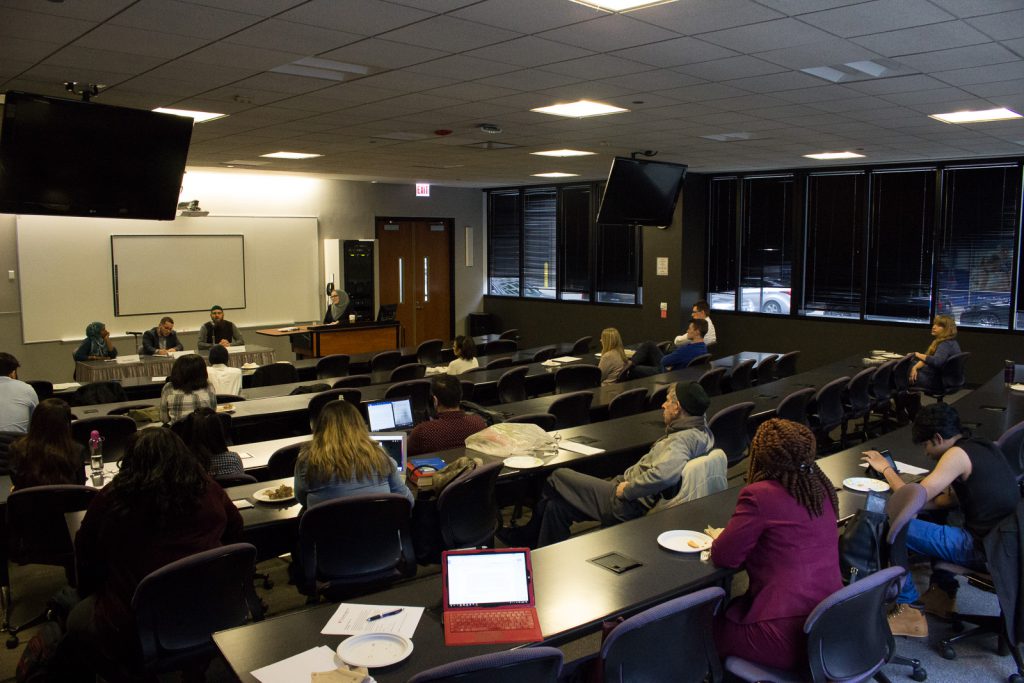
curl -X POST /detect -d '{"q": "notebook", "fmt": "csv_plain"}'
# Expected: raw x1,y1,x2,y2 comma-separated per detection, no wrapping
442,547,543,646
366,398,414,432
369,432,407,472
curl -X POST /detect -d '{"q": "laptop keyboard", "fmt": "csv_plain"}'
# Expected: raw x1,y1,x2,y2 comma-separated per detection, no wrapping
449,610,536,633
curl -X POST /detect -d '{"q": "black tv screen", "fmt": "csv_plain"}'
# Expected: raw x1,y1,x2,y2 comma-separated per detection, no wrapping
596,157,688,226
0,91,193,220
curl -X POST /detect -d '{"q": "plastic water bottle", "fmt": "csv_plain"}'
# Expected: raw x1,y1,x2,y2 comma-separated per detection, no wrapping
88,430,104,474
1006,360,1016,387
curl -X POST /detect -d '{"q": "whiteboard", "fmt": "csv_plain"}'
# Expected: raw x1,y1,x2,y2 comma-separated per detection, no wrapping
112,234,245,316
16,215,320,343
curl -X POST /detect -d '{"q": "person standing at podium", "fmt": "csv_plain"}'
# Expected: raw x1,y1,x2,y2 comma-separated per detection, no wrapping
198,305,244,350
323,289,351,324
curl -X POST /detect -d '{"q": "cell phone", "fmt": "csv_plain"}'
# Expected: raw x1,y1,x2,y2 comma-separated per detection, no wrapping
869,449,899,478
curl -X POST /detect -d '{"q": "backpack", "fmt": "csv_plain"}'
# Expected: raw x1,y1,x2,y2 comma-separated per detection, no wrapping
838,505,889,584
16,621,63,683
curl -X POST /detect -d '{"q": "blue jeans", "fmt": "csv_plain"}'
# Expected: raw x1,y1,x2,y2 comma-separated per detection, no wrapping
896,519,986,604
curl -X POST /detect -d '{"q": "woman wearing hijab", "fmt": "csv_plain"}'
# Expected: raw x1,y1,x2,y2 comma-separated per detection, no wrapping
73,322,118,361
323,289,351,324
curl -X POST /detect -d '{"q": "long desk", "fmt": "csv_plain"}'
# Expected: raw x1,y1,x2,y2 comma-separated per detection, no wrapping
258,321,400,358
73,345,277,383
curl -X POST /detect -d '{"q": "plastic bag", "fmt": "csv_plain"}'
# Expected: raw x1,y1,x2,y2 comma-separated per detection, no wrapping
465,423,554,457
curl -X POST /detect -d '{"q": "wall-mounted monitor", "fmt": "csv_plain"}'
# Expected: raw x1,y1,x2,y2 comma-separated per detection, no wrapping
596,156,688,227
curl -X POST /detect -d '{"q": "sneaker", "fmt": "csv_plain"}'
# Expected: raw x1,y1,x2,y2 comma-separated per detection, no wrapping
888,604,928,638
920,584,957,619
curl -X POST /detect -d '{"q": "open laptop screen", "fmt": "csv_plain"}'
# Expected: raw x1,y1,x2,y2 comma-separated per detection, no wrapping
366,398,414,431
369,432,407,471
444,549,532,609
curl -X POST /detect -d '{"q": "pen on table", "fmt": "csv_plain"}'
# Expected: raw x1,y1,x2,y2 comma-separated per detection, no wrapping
366,608,404,622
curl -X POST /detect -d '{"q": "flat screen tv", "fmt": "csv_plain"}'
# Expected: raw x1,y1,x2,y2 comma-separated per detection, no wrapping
596,156,688,227
0,91,193,220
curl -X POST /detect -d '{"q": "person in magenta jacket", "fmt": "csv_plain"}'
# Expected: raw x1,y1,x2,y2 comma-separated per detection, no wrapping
711,418,842,671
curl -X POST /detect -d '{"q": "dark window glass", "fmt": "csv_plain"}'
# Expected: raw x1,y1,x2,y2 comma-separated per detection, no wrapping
560,185,591,301
522,189,557,299
595,223,641,304
739,175,793,315
936,165,1019,330
707,178,738,312
865,170,936,323
802,173,865,319
487,191,520,296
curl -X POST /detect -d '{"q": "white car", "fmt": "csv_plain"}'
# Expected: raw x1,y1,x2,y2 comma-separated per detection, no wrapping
710,285,791,315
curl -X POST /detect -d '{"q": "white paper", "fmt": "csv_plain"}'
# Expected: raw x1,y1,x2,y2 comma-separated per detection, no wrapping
552,356,581,363
236,450,253,459
170,350,195,358
152,376,166,382
115,354,140,364
227,345,247,353
278,327,299,332
321,604,423,639
858,461,929,476
559,440,605,456
53,382,80,391
251,645,339,683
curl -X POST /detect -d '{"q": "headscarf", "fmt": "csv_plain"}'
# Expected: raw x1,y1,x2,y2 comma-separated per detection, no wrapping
85,322,107,357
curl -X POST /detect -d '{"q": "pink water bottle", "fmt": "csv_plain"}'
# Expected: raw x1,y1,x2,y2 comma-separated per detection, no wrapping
88,430,104,474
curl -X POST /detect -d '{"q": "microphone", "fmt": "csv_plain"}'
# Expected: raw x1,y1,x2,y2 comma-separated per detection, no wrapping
125,331,144,335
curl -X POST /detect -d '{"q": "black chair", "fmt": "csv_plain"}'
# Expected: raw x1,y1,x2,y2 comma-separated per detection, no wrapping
727,359,756,391
295,494,415,601
708,401,755,467
607,387,649,420
498,329,519,341
389,363,427,382
459,381,475,402
997,420,1024,484
892,353,917,423
25,380,53,401
774,350,801,378
485,339,518,355
867,359,897,432
686,352,712,368
215,473,258,487
436,461,503,553
0,431,21,474
753,354,779,385
69,381,127,406
214,394,246,403
548,391,594,429
698,367,726,397
416,339,444,366
332,374,372,389
385,379,433,423
553,365,601,393
267,442,304,479
71,415,137,462
841,367,875,446
497,367,529,404
315,354,350,380
809,376,850,454
250,362,298,387
570,336,592,354
532,346,559,363
408,647,563,683
370,350,402,374
504,413,556,431
132,543,262,677
920,351,971,402
647,385,670,410
774,387,815,427
656,340,673,354
484,357,514,370
308,388,362,430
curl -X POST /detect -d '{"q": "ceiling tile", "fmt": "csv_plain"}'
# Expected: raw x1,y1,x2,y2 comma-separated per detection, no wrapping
279,0,433,35
851,21,991,57
0,37,62,63
898,43,1019,73
231,71,340,94
425,81,521,101
179,0,306,14
180,43,308,70
542,54,651,79
699,19,836,53
450,0,598,34
844,74,949,95
405,54,518,80
0,0,135,21
755,39,884,70
0,7,94,42
754,0,871,13
675,56,787,81
598,70,704,93
475,69,582,91
72,25,209,59
109,0,261,39
225,19,363,54
725,71,826,93
41,45,166,76
934,60,1024,87
466,36,594,68
631,0,784,35
537,14,679,53
612,37,737,68
966,10,1024,41
798,0,955,38
355,69,458,92
929,0,1024,18
377,15,521,52
318,39,449,70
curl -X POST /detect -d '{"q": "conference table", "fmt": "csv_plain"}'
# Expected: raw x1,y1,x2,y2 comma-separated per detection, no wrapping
72,345,277,383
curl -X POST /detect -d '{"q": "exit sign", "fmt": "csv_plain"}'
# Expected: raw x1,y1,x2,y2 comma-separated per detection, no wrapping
415,183,430,197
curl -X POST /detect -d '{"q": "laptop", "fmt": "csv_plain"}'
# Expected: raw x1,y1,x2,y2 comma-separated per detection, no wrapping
366,398,414,432
442,547,543,646
369,432,407,473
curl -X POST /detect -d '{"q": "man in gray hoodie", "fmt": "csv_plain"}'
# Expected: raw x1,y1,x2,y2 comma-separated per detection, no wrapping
526,381,715,547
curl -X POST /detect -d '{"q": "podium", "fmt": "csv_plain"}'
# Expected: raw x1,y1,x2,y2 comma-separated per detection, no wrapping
258,321,400,358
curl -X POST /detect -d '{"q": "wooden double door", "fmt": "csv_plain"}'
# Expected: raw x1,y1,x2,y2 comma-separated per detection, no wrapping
375,218,453,348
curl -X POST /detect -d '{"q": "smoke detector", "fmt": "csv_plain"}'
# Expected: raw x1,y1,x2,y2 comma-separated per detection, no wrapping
478,123,502,134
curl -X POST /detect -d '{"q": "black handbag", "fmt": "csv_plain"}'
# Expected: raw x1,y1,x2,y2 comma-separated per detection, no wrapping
838,507,890,584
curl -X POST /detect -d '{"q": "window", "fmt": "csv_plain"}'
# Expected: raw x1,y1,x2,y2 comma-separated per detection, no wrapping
595,223,641,304
740,176,793,315
523,189,556,299
487,191,519,296
802,173,865,319
706,178,738,312
560,186,591,301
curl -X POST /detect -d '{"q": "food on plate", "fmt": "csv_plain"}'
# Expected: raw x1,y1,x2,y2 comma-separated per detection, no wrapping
265,484,293,500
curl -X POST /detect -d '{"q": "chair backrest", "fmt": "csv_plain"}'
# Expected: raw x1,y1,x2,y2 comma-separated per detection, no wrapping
570,336,592,354
385,379,433,423
846,367,875,414
504,413,556,430
601,586,724,683
775,387,815,426
548,391,594,429
775,350,800,378
813,376,850,431
485,357,513,370
940,351,971,393
7,485,98,569
132,543,260,670
869,360,896,403
698,367,726,397
708,402,755,467
370,350,402,374
437,461,503,551
498,329,519,341
497,366,529,404
996,419,1024,482
485,339,518,355
315,354,350,380
532,346,559,363
308,389,362,430
250,362,298,387
389,363,427,383
267,442,304,479
459,381,475,402
71,415,137,462
754,354,779,385
416,339,444,366
554,364,602,394
332,374,372,389
408,646,563,683
26,380,53,402
647,385,670,411
0,430,22,474
656,340,673,354
214,394,246,404
215,473,258,487
69,381,128,406
297,494,415,599
892,354,915,392
728,359,756,391
686,353,712,368
607,388,649,420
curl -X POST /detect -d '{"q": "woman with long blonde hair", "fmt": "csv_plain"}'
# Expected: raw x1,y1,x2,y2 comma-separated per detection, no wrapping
910,314,961,394
294,400,413,508
599,327,628,385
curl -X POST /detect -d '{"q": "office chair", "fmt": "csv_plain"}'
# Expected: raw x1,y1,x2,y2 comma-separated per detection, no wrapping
708,401,755,467
369,350,402,374
485,339,518,355
570,336,592,354
389,363,427,382
809,376,850,454
315,354,350,380
308,388,362,430
775,350,801,378
267,442,304,479
698,367,726,397
484,357,514,370
71,415,137,462
727,359,756,392
607,388,649,420
774,387,815,427
497,367,529,404
548,391,594,429
250,362,298,387
553,364,601,393
504,413,556,431
416,339,444,365
408,647,563,683
841,367,875,446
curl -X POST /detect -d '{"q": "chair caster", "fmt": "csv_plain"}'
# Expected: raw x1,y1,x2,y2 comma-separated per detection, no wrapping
940,643,956,660
911,665,928,681
6,635,18,649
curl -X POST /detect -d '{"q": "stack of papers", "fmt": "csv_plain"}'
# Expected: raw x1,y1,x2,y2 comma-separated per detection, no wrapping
53,382,80,391
558,440,605,456
321,604,423,638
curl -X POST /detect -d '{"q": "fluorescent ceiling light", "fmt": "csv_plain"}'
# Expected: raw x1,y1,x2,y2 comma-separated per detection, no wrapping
531,149,596,157
260,151,324,159
271,57,371,83
532,172,579,177
532,100,629,118
570,0,678,11
153,107,226,123
803,151,866,160
929,108,1022,124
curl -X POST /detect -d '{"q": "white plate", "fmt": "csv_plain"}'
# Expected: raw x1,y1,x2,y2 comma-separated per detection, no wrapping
657,530,713,553
503,455,544,469
217,404,235,414
1010,383,1024,392
870,349,887,355
253,486,295,503
843,477,890,493
336,633,413,668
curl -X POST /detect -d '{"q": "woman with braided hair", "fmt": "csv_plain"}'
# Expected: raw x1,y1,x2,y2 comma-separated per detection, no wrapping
711,418,842,671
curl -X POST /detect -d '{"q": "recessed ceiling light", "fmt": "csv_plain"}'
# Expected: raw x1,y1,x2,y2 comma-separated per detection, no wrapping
803,152,866,160
531,149,596,157
929,108,1022,124
532,172,579,178
569,0,678,11
531,100,629,118
153,107,227,123
260,151,324,159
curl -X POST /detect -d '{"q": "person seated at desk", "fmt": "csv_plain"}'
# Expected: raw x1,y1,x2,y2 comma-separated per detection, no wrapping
598,327,628,385
61,429,242,677
73,322,118,361
141,316,183,356
674,299,717,347
408,375,487,456
9,398,85,488
0,352,38,434
160,355,217,425
198,305,245,350
206,345,242,396
631,318,709,376
294,400,413,508
863,403,1019,638
446,335,479,375
178,407,244,480
910,314,960,394
323,289,350,324
711,419,841,672
508,382,714,548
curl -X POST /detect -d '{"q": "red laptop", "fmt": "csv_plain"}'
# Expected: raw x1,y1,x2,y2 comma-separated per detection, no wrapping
441,547,544,646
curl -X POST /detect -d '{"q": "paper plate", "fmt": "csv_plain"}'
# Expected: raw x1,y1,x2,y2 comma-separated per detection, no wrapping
1010,384,1024,392
336,633,413,668
657,530,713,553
843,477,890,493
870,349,887,355
503,455,544,469
253,486,295,503
216,404,235,414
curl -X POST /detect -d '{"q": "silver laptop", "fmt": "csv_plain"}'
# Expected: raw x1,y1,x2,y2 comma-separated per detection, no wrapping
369,431,408,472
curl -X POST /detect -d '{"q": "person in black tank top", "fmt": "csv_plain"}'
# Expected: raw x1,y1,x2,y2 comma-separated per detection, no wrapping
862,403,1019,638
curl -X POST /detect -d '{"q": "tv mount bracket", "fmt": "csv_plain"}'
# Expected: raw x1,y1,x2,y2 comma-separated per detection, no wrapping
64,82,105,102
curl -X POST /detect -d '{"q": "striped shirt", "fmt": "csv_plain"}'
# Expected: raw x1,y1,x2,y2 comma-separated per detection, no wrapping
160,382,217,424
